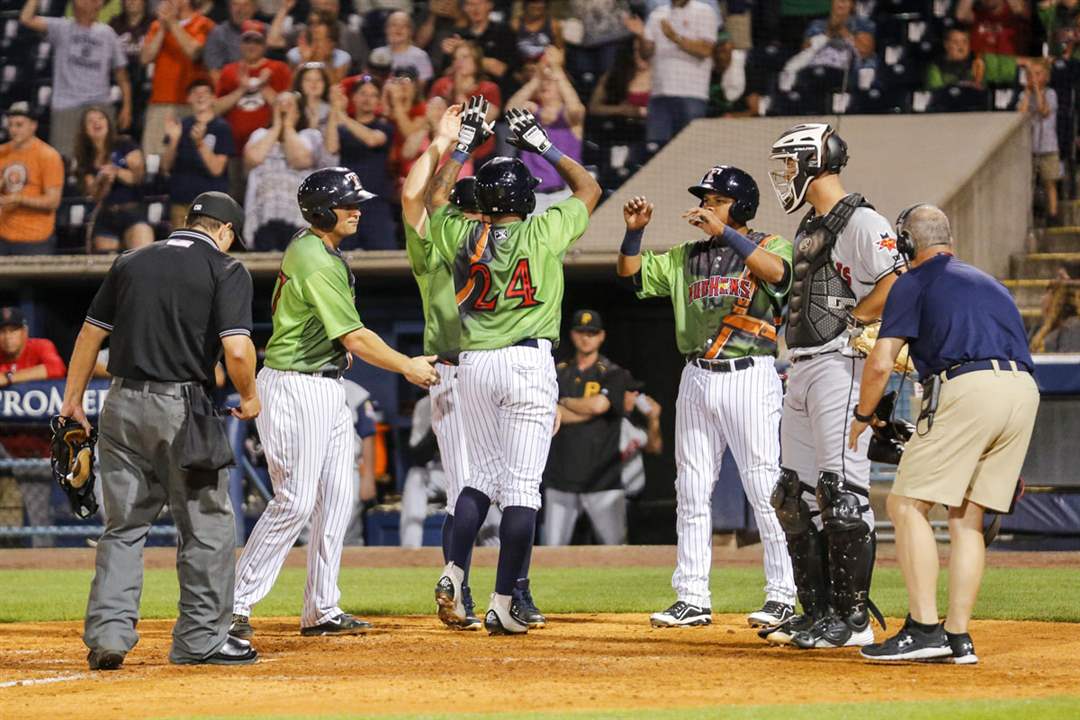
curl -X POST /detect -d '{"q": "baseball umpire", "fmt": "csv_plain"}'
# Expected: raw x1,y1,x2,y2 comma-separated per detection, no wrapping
230,167,438,640
616,165,797,629
763,123,900,649
59,191,260,669
428,98,601,634
851,205,1039,664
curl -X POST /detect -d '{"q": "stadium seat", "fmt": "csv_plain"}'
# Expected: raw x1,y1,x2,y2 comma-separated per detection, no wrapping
927,85,990,112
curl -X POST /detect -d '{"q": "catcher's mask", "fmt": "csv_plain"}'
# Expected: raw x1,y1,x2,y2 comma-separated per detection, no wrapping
49,415,98,519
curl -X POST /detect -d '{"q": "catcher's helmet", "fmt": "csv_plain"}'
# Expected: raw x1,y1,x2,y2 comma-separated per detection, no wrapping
688,165,760,225
450,176,480,213
298,167,375,231
474,157,539,217
768,123,848,214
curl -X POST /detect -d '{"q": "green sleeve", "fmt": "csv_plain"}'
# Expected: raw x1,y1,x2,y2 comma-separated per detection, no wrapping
302,266,365,340
982,53,1017,87
636,246,680,299
926,64,944,91
761,234,793,299
429,204,474,264
531,197,590,256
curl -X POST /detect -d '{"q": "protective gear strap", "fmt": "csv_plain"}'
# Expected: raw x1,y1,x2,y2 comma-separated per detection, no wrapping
816,471,882,630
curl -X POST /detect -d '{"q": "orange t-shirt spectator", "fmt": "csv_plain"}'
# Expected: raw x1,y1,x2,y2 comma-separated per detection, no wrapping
0,103,64,255
139,0,215,155
214,21,292,152
0,307,67,388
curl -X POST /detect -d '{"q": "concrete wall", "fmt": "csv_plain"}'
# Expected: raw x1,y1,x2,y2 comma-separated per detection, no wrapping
575,113,1031,278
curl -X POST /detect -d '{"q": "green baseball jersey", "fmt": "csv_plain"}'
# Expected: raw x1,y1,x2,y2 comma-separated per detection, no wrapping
428,197,590,350
263,231,365,372
405,215,461,356
638,231,793,359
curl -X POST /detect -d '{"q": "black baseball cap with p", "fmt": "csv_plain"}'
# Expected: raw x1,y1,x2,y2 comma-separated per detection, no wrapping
572,309,603,333
0,307,27,329
187,191,244,235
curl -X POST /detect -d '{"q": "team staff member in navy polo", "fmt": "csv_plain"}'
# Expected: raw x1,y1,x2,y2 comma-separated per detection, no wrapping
848,204,1039,665
59,191,261,671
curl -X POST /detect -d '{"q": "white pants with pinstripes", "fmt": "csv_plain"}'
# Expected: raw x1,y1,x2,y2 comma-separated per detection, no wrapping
672,358,796,608
457,340,558,510
234,368,356,628
432,362,469,511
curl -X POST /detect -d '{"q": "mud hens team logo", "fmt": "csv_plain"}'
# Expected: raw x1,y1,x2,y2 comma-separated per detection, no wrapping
877,233,898,253
688,275,754,304
2,163,28,195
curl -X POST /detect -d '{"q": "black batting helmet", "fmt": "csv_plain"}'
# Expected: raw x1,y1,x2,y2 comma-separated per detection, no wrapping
474,157,539,218
450,176,480,213
688,165,760,225
298,167,375,232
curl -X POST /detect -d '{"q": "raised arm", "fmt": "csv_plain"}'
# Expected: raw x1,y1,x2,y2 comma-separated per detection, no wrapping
681,208,786,284
617,195,653,277
402,103,460,232
425,95,490,214
505,106,600,212
19,0,47,35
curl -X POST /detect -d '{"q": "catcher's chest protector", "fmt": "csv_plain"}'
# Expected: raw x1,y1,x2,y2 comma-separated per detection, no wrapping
785,193,871,349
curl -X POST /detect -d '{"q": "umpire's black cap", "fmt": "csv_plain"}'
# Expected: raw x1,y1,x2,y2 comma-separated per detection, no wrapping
188,192,245,235
572,309,603,332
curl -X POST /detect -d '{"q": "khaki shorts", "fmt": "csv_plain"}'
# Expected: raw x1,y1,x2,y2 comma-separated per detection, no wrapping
1036,152,1062,182
142,103,189,156
723,9,752,50
893,363,1039,512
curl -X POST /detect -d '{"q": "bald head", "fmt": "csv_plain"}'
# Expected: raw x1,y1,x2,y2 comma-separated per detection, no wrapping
902,204,952,253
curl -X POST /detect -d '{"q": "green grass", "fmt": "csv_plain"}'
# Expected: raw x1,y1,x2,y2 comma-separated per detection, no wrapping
2,565,1079,623
165,697,1080,720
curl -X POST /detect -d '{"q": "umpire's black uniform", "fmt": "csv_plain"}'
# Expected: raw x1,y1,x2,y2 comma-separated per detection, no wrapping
72,193,258,669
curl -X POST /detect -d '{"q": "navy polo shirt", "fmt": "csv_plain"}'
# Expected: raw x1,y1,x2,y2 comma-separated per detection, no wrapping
879,253,1033,379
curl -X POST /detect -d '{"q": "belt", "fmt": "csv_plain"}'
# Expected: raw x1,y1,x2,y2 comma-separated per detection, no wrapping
299,368,344,379
791,350,840,365
116,377,197,397
514,338,540,348
943,359,1031,380
691,356,755,373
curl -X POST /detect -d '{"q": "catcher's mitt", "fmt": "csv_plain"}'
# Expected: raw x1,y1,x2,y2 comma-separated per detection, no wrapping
49,415,98,519
849,322,915,374
866,391,915,465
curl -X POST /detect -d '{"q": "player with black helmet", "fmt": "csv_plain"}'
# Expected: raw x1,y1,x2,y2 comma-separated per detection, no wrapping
763,123,901,650
230,166,438,641
617,165,797,630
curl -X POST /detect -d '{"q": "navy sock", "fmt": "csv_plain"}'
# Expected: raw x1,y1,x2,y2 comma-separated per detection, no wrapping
516,522,534,584
441,513,453,565
449,488,490,573
495,506,536,595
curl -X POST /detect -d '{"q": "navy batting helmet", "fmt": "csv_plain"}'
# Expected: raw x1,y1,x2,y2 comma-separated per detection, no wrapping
688,165,760,225
474,157,539,217
298,167,375,232
450,177,480,213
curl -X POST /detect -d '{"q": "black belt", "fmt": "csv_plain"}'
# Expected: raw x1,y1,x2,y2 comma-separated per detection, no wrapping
116,377,197,397
299,368,344,379
691,356,754,373
514,339,540,348
791,350,840,364
943,359,1031,380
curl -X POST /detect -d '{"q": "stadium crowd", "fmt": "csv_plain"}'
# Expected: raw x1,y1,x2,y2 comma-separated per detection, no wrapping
0,0,1077,254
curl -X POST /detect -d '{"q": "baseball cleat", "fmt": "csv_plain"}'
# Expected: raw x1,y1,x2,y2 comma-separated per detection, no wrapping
650,601,712,628
861,616,951,662
512,578,546,629
484,593,528,635
935,631,979,665
747,601,795,628
760,612,815,645
229,613,253,640
300,613,371,636
87,648,125,671
792,613,874,649
460,584,482,630
435,562,469,629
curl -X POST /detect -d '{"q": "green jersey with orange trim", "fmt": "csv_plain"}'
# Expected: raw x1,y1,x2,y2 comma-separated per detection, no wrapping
638,231,793,359
405,216,461,356
263,231,365,372
428,197,590,350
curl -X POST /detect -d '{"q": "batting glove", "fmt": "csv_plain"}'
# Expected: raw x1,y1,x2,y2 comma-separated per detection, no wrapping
506,107,553,155
455,95,494,158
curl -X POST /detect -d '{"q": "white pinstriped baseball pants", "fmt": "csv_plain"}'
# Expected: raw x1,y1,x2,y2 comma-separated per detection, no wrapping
672,358,797,608
234,368,356,628
431,362,469,511
456,340,558,510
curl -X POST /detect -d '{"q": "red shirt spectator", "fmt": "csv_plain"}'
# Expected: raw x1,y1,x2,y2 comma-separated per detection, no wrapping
215,21,293,151
0,307,66,388
956,0,1031,56
428,41,502,160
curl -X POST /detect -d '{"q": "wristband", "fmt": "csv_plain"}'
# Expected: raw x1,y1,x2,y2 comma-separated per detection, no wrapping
620,228,644,256
540,144,564,165
451,149,470,165
853,407,874,423
721,225,759,260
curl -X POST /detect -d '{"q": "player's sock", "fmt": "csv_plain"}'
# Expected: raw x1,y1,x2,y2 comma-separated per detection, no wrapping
441,513,454,565
449,488,490,571
495,506,536,595
517,522,534,582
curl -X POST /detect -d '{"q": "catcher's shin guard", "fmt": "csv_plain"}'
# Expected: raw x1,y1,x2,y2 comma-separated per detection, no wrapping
771,468,830,619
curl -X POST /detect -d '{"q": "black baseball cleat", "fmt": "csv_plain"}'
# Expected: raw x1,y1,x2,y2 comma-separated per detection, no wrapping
861,615,951,662
747,601,795,628
512,578,546,629
87,648,125,671
461,584,482,631
760,612,816,645
172,636,258,666
922,631,979,665
229,613,253,640
300,613,372,636
792,612,874,649
650,601,712,628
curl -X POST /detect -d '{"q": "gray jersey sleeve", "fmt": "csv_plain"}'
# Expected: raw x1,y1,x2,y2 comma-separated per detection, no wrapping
834,207,900,302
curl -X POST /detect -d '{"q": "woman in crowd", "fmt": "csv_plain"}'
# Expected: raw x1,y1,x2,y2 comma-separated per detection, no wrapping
108,0,153,135
383,68,429,189
74,106,154,253
428,41,501,162
588,38,649,163
326,78,397,250
293,61,334,134
286,11,352,82
511,0,564,84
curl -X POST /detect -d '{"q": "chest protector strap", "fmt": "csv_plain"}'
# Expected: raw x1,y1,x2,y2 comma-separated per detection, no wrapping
702,233,783,359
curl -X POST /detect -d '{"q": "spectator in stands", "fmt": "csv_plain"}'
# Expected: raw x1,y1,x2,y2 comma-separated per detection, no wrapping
619,373,663,500
161,79,234,228
326,79,397,249
376,11,435,88
416,0,463,71
1040,0,1080,60
511,0,564,84
110,0,153,136
442,0,517,98
294,61,334,133
0,103,64,255
203,0,258,85
384,68,431,185
1019,59,1062,225
428,41,502,161
506,47,585,213
243,91,327,249
271,0,369,75
19,0,133,159
1030,277,1080,351
926,28,986,90
956,0,1031,56
140,0,215,156
0,308,66,387
285,11,352,82
214,22,292,154
566,0,633,87
625,0,719,150
74,106,154,252
784,0,874,78
589,38,651,121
